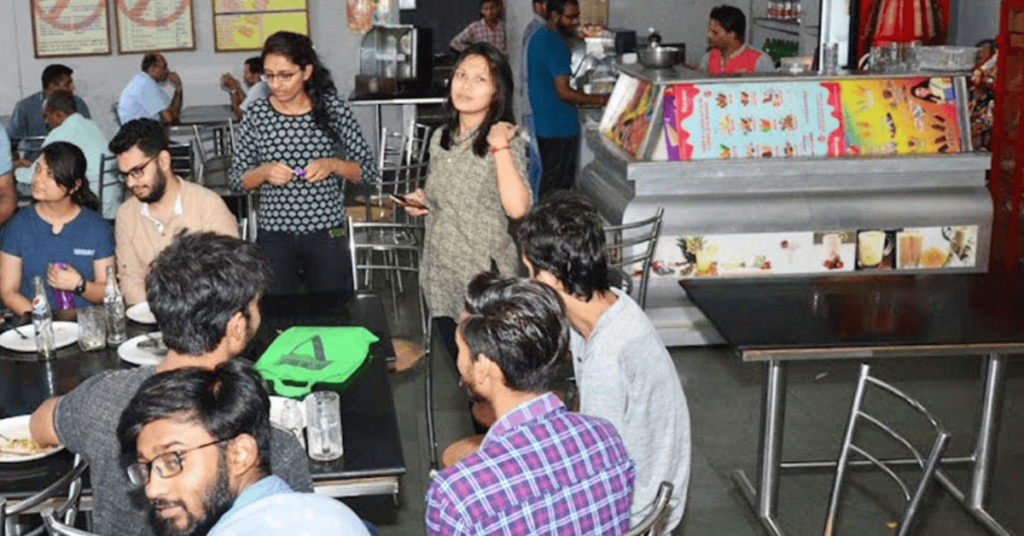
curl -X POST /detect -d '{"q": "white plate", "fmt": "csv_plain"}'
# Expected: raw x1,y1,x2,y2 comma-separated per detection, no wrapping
126,302,157,325
118,332,166,367
0,322,79,352
0,415,65,462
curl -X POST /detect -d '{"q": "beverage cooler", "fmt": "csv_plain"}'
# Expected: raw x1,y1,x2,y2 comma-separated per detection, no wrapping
577,64,991,346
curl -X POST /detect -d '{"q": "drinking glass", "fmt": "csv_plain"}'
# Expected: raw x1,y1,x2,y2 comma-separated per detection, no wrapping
304,391,343,461
77,307,106,351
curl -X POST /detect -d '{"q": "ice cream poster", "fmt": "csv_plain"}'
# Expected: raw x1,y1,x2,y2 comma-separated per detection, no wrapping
664,81,843,160
834,77,963,156
662,76,963,161
602,78,656,157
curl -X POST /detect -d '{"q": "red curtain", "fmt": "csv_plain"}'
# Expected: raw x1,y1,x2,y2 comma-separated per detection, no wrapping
856,0,950,59
989,0,1024,270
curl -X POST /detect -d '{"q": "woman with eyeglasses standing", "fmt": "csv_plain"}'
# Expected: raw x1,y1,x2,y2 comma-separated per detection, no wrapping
0,142,114,314
401,43,531,362
231,31,376,294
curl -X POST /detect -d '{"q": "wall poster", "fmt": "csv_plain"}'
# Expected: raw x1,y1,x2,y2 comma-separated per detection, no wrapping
31,0,112,58
213,0,309,52
115,0,196,53
662,76,964,161
639,224,977,281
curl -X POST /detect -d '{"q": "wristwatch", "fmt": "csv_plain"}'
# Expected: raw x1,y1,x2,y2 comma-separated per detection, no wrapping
74,278,87,295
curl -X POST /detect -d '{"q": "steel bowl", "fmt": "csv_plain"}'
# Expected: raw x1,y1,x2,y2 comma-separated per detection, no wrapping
639,46,680,69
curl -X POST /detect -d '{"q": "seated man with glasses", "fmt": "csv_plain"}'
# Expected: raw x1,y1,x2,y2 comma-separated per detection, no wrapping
117,360,369,536
30,233,313,536
109,118,238,305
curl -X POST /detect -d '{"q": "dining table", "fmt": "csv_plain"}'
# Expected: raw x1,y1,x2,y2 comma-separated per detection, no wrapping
682,269,1023,536
0,290,405,509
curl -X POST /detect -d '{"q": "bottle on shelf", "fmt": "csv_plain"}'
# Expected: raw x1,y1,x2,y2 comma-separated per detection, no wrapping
32,276,55,360
104,266,127,345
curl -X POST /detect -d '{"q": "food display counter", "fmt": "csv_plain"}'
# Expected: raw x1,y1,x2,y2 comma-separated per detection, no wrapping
578,64,992,346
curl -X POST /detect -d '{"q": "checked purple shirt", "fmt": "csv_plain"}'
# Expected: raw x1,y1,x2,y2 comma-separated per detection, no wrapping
425,393,636,536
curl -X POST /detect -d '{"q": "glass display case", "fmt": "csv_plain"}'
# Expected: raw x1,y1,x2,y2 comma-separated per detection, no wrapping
578,64,991,345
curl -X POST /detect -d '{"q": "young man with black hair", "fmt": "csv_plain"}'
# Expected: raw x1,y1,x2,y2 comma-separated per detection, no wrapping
526,0,608,197
518,192,691,534
30,233,312,536
700,4,775,75
6,64,92,140
110,119,238,305
426,273,635,536
118,360,368,536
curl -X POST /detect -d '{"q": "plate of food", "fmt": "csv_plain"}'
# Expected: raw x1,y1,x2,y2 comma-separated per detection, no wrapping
0,322,78,352
118,332,168,366
0,415,64,462
126,302,157,325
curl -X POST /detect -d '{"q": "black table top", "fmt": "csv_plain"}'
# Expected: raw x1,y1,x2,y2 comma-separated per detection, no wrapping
0,291,404,498
682,270,1024,361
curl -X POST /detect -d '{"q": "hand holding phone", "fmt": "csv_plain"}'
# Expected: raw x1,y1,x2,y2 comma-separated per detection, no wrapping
389,193,428,211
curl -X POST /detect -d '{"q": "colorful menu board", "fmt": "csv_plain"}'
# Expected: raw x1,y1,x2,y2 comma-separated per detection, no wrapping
662,76,963,161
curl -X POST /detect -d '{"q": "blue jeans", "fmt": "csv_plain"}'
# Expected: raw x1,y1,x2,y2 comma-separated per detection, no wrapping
523,114,543,198
257,228,353,295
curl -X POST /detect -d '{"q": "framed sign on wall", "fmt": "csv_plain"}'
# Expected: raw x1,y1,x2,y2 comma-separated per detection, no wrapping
31,0,112,58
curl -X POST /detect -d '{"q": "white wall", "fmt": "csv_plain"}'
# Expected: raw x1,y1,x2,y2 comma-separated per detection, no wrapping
953,0,1000,47
0,0,390,138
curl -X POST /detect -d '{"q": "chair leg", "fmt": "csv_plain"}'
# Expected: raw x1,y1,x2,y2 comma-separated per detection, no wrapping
897,433,950,536
424,316,439,475
823,364,871,536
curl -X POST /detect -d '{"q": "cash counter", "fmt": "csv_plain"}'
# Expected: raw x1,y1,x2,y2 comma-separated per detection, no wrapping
578,64,991,346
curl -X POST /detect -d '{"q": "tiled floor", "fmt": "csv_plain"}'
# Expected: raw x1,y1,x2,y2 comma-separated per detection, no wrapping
344,280,1024,536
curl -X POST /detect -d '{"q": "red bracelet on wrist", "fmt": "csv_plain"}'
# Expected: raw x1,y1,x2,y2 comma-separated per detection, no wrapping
490,145,510,154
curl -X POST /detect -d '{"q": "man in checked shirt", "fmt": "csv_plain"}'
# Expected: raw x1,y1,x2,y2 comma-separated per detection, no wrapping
426,273,636,536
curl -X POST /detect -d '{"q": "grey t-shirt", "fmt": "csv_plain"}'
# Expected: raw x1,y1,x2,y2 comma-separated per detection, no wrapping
54,366,313,536
570,288,692,534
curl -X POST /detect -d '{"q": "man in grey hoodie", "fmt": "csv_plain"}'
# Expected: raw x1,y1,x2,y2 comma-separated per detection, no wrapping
518,192,691,534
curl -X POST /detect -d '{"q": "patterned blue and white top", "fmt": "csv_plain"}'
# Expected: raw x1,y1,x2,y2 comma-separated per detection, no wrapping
231,93,376,234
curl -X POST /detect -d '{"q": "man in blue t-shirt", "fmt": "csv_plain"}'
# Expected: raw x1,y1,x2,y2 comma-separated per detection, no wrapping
527,0,608,198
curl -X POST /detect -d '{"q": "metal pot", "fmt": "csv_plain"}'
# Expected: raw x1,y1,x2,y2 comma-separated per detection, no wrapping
639,46,680,68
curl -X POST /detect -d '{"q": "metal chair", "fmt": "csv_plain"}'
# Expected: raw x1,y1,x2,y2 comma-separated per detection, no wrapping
191,121,235,163
823,363,951,536
16,137,46,163
621,482,674,536
97,154,125,220
40,507,97,536
0,454,88,536
603,208,664,309
347,217,427,338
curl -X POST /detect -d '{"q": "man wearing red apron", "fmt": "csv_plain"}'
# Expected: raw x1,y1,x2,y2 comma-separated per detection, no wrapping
700,5,776,75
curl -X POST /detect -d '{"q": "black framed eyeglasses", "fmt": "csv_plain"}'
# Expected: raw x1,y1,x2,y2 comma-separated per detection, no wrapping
117,154,157,182
126,437,232,488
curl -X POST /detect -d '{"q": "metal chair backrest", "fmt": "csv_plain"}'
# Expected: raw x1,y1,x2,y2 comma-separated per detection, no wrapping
16,137,46,163
97,154,125,220
0,454,88,536
40,507,98,536
823,363,951,536
347,217,425,289
620,481,674,536
603,207,664,309
191,121,234,163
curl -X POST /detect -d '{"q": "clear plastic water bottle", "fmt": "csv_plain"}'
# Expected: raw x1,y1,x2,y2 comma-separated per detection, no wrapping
32,276,56,360
103,266,127,345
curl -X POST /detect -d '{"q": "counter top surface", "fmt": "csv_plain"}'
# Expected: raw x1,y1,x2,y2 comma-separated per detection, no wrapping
615,62,971,85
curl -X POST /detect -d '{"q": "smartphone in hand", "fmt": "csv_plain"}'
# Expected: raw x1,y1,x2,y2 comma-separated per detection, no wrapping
388,193,428,211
